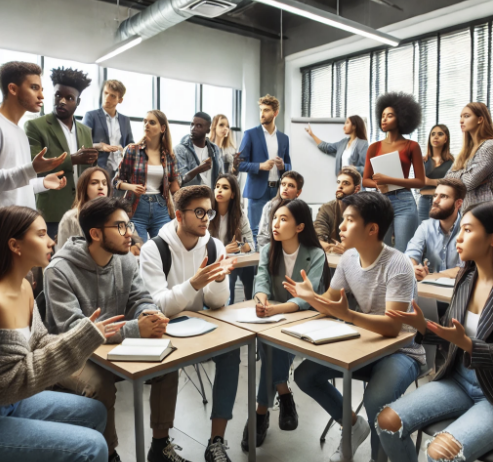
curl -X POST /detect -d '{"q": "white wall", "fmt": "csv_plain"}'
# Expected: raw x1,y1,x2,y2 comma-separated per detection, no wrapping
0,0,261,129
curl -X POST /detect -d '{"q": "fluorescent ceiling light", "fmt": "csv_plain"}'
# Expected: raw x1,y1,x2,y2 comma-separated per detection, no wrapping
254,0,400,47
95,36,143,64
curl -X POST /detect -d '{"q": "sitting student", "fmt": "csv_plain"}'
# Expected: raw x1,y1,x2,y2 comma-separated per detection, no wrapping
315,166,361,254
139,185,238,462
283,192,426,462
377,201,493,462
209,173,255,304
257,170,304,250
241,199,328,452
44,197,177,462
405,178,465,281
0,205,126,462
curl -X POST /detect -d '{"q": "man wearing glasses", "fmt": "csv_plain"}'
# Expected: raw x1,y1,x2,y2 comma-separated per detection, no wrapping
43,197,182,462
140,185,238,462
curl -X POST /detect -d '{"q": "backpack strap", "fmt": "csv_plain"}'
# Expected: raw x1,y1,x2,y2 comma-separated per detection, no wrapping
151,236,172,279
206,237,217,265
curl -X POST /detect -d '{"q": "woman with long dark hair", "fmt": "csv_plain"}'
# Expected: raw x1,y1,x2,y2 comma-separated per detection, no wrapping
0,206,125,462
240,198,329,452
377,201,493,461
306,115,369,176
418,124,454,222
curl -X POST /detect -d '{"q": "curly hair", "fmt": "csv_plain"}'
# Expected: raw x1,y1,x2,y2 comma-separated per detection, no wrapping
50,67,91,94
375,92,422,135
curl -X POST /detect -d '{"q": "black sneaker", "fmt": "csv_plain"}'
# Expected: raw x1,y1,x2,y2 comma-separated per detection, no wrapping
278,392,298,431
204,436,231,462
109,451,122,462
241,411,270,452
147,437,191,462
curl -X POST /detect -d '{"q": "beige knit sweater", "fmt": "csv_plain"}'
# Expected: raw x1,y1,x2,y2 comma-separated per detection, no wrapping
0,304,105,406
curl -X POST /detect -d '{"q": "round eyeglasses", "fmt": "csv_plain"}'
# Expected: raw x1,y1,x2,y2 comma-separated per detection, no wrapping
182,207,216,220
100,221,136,236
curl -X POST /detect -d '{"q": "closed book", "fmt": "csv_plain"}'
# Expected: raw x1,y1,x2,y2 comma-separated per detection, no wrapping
107,338,175,362
282,319,360,345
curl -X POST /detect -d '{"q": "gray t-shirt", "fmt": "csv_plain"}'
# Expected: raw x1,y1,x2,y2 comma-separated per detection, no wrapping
331,245,426,364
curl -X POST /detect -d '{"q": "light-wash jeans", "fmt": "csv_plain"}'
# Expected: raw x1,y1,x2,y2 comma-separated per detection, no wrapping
248,187,277,244
295,353,421,460
383,189,419,253
418,194,433,223
0,390,107,462
133,194,171,243
377,357,493,462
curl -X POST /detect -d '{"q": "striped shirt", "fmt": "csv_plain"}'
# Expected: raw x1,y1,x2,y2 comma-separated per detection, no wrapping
331,245,426,364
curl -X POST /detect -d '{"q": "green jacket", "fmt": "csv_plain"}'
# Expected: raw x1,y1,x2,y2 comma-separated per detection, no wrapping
25,113,93,222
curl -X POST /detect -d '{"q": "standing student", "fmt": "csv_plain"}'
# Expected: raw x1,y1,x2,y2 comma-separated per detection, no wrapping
0,61,67,209
209,173,255,304
238,94,291,242
445,102,493,210
82,79,134,176
284,192,425,462
25,67,98,239
377,201,493,462
114,110,181,242
0,205,126,462
363,92,425,253
241,199,328,452
210,114,237,175
305,115,369,176
175,112,223,188
418,124,454,222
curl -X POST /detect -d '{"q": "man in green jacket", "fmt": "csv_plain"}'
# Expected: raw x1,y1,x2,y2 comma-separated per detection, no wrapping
25,67,98,239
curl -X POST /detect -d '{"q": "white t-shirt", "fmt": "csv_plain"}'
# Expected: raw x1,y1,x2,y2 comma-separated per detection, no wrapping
341,144,354,167
0,113,46,208
56,117,79,182
194,144,211,187
283,245,300,279
262,125,279,183
146,164,163,194
103,109,123,172
464,311,480,337
218,212,229,245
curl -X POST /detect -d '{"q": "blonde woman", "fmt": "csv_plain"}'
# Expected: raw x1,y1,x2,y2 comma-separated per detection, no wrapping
210,114,238,175
446,102,493,210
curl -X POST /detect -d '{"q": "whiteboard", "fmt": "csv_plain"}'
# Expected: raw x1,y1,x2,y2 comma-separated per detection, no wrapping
290,118,346,205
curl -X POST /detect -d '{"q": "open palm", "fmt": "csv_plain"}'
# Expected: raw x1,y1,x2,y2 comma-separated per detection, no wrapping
283,269,315,300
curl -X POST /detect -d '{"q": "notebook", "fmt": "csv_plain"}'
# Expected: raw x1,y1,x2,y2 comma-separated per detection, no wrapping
107,338,175,362
370,151,404,192
236,307,286,324
281,319,360,345
421,278,455,287
165,316,217,337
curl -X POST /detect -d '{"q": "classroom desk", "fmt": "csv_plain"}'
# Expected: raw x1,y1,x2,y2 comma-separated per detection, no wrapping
91,311,257,462
258,316,415,462
232,252,260,268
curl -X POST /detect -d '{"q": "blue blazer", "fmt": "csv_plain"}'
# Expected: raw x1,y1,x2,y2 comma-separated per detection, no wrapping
238,125,291,200
82,109,134,169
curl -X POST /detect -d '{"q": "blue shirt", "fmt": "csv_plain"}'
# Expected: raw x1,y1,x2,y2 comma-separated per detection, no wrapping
405,213,462,272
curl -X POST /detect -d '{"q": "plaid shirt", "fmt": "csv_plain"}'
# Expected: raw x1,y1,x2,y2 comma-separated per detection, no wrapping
113,142,180,217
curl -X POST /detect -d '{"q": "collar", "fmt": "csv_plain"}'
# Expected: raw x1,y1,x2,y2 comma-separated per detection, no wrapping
56,116,76,133
139,140,168,158
435,212,462,236
262,125,277,136
103,108,118,119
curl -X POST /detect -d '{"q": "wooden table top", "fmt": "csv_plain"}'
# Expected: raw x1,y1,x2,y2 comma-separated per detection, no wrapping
232,252,260,268
91,311,254,380
258,315,415,370
200,300,320,333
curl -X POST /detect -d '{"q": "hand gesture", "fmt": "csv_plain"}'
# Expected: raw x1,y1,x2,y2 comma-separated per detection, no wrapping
313,289,350,320
190,256,232,290
100,143,121,152
131,184,146,196
225,237,240,254
32,147,67,174
283,269,315,301
43,171,67,190
372,173,392,183
414,264,430,281
215,254,237,282
427,319,473,353
305,124,314,136
327,239,345,255
198,158,212,173
259,159,275,171
386,300,427,334
232,152,243,174
72,146,98,165
138,311,169,338
274,156,285,170
89,308,126,339
256,300,277,318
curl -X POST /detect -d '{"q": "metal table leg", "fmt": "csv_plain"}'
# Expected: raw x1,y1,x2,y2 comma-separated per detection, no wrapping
248,339,257,462
341,370,353,461
133,379,146,462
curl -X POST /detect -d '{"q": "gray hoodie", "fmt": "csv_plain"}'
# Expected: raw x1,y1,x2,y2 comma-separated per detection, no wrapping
44,237,158,342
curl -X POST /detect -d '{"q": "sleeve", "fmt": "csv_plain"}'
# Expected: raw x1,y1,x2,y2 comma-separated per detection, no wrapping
203,238,230,309
330,253,350,293
464,339,493,370
317,139,341,155
113,145,131,189
256,204,271,250
354,140,369,175
168,152,181,185
362,143,378,183
24,120,44,162
31,177,48,194
289,250,325,311
404,222,427,263
284,136,291,171
253,246,273,299
238,131,259,174
385,258,415,304
313,204,334,242
458,142,493,190
127,118,135,145
81,111,95,133
240,213,255,251
57,212,76,251
174,145,195,180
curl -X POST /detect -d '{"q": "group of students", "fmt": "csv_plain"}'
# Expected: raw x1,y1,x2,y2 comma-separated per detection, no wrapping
1,58,493,462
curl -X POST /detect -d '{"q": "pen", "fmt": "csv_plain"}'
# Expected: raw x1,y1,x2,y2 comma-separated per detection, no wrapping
254,295,265,308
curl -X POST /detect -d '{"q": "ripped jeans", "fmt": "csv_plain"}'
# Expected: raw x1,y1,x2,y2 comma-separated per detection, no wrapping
377,363,493,462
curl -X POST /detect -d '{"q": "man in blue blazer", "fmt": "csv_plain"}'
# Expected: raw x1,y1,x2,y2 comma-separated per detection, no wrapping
82,80,134,175
239,94,291,242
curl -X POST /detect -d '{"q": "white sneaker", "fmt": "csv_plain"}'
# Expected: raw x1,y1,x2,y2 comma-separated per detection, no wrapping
330,415,371,462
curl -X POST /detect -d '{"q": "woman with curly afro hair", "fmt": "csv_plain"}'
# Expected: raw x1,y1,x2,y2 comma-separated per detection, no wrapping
363,92,425,252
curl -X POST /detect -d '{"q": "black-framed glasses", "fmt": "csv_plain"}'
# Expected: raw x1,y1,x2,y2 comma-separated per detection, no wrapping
182,208,216,220
100,221,136,236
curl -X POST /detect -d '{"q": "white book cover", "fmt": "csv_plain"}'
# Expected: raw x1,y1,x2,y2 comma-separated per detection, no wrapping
370,151,405,192
108,338,174,362
236,307,286,324
282,319,360,345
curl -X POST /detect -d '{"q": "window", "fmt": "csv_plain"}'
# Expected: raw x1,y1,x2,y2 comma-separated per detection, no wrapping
169,124,191,147
202,84,234,123
160,78,197,122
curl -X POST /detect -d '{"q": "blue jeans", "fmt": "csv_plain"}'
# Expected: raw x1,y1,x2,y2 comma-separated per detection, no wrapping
295,353,421,460
211,349,241,420
0,391,107,462
377,359,493,462
132,194,171,243
248,187,277,243
418,194,433,223
383,189,419,253
228,267,255,305
257,343,295,407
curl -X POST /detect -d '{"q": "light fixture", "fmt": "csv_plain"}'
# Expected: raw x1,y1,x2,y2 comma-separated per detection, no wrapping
254,0,400,47
95,36,143,64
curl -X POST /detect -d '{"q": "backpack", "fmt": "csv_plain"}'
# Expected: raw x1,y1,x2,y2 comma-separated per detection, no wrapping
151,235,217,279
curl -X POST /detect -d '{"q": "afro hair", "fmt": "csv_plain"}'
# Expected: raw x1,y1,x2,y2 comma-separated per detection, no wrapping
375,92,422,135
50,67,91,94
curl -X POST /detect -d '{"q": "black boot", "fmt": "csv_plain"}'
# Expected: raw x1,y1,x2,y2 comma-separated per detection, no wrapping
241,411,270,452
278,392,298,431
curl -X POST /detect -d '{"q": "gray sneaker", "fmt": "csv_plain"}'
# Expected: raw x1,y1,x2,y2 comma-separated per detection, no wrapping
330,415,371,462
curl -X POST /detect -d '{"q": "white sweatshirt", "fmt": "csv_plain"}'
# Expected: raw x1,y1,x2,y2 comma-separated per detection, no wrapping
140,219,230,317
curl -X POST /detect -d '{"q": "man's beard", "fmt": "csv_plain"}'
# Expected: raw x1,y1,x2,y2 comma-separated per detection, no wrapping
429,203,455,220
182,218,207,238
261,116,274,125
336,189,354,200
101,233,129,255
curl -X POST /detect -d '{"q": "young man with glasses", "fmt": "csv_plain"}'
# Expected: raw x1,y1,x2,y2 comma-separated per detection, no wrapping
44,197,183,462
140,185,238,462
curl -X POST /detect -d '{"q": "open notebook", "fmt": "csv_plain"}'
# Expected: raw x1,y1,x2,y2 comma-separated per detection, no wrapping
107,338,175,362
421,278,455,287
236,307,286,324
282,319,360,345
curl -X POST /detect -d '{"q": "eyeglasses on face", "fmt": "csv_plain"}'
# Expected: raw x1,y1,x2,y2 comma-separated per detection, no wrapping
182,207,216,220
99,221,136,236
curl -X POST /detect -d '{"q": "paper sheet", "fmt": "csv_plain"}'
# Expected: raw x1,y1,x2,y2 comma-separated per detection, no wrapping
370,151,405,192
236,307,286,324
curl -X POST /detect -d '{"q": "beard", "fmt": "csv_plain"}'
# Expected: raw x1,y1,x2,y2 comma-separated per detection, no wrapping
429,203,455,220
261,115,274,125
182,217,208,238
335,189,354,200
101,232,129,255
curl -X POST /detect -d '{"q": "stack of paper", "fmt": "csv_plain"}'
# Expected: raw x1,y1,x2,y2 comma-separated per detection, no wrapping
236,307,286,324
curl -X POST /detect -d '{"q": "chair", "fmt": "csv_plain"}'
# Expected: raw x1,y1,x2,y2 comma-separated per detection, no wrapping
181,363,213,404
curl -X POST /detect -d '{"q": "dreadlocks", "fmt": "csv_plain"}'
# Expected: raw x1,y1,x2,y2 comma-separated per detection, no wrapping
50,67,91,94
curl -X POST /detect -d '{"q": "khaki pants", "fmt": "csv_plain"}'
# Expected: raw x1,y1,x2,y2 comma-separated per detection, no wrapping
57,360,178,453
